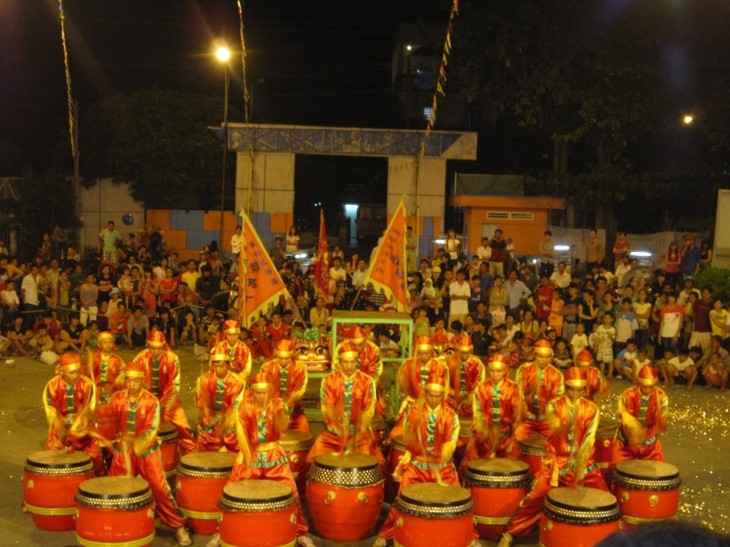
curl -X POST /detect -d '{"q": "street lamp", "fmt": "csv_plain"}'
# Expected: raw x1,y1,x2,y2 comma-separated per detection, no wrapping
215,45,231,256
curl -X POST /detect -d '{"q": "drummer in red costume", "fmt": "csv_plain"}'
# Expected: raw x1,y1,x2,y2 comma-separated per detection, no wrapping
496,367,609,547
463,354,525,466
612,366,668,463
42,352,103,474
376,372,464,546
259,338,310,432
447,334,485,417
513,339,564,442
205,373,313,547
131,331,196,454
216,319,252,381
574,350,610,400
306,342,385,470
194,348,244,452
86,331,124,404
335,325,385,417
392,335,450,440
108,360,192,545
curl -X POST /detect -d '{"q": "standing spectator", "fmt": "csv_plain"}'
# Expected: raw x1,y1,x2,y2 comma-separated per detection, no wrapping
689,286,713,352
51,224,68,262
158,267,179,308
444,227,461,268
78,274,98,327
612,232,630,266
448,269,470,329
592,312,617,377
699,240,713,271
285,225,300,252
38,233,54,263
659,292,684,354
21,264,43,330
663,241,682,290
562,284,581,343
538,230,555,278
405,225,417,273
488,229,508,278
632,288,652,350
614,297,639,357
680,234,701,280
488,275,508,326
98,220,122,265
585,229,603,272
505,269,531,319
549,261,571,290
180,260,201,298
127,306,150,348
195,266,219,308
475,236,492,264
268,236,286,270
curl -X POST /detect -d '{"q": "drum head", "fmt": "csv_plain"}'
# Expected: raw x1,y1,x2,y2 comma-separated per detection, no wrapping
314,452,378,471
467,457,530,476
26,450,91,469
547,486,617,511
78,476,150,499
400,483,471,507
223,479,292,503
179,451,236,473
615,460,679,480
279,430,314,449
520,434,547,450
596,418,619,438
159,422,178,439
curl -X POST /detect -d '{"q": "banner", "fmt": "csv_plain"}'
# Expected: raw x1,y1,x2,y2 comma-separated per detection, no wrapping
238,209,288,327
313,209,330,297
363,199,408,312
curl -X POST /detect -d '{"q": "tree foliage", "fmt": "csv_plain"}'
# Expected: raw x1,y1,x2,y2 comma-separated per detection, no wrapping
80,87,226,209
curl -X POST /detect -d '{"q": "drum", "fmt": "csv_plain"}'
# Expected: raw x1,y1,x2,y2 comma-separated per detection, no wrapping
218,479,298,547
392,483,475,547
519,433,547,477
306,453,384,541
23,450,95,531
176,451,236,534
465,458,532,540
612,460,681,526
386,435,408,503
540,486,622,547
75,476,155,546
279,430,314,480
595,418,618,480
159,422,180,481
93,403,119,442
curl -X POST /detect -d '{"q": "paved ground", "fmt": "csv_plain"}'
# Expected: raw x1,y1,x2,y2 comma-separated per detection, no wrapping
1,345,728,546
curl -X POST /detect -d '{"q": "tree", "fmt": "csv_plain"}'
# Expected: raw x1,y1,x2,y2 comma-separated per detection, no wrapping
80,87,228,209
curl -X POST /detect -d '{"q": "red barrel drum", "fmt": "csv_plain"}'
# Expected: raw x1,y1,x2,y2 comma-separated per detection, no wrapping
75,476,155,546
279,430,314,498
519,433,547,477
176,451,236,534
540,486,622,547
392,482,475,547
159,422,180,482
218,479,298,547
594,418,618,481
465,458,532,540
386,435,407,503
23,450,95,531
306,453,384,542
94,403,119,443
613,460,681,526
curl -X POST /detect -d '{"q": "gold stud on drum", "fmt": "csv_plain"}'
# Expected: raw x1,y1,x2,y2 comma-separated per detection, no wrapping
27,480,34,490
290,454,299,464
545,520,553,532
621,492,630,503
396,517,403,528
323,491,336,505
358,492,369,505
649,495,659,507
603,439,610,447
290,512,298,525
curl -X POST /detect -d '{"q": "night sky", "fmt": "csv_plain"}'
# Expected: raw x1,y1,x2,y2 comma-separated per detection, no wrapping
0,0,443,172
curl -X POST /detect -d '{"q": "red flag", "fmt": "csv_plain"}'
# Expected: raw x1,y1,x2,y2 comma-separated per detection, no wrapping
238,209,289,328
363,199,408,312
313,209,330,297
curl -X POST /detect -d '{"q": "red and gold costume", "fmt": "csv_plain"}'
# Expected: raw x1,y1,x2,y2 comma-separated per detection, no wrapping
86,332,124,404
499,367,609,543
334,326,385,417
307,343,385,470
132,331,195,454
108,361,187,531
447,335,485,417
229,374,308,537
613,366,668,463
42,353,102,474
260,339,310,432
514,340,564,442
463,355,525,465
194,349,244,452
218,320,252,381
575,350,610,400
379,372,463,541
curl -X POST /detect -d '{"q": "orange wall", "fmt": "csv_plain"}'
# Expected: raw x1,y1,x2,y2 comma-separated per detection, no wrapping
463,208,551,256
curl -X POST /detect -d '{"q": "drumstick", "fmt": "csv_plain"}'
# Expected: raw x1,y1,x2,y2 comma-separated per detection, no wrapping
121,439,133,478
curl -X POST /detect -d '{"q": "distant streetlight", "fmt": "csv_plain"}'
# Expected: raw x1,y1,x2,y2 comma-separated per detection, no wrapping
215,44,231,254
682,114,694,125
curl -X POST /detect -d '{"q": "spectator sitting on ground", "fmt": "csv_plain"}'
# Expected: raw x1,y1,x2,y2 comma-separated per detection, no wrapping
662,347,699,390
612,338,639,381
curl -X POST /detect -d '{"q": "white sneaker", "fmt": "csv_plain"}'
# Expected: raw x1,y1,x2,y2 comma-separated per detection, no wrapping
373,538,388,547
496,532,513,547
296,536,316,547
176,527,192,546
205,533,221,547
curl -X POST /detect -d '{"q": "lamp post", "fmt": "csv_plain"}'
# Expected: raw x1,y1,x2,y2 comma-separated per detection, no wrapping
215,45,231,256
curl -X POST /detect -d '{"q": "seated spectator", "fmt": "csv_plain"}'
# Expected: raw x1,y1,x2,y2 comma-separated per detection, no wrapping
703,352,728,390
55,314,84,353
178,310,198,345
612,338,638,381
108,302,131,347
661,347,699,390
126,306,150,348
7,315,31,356
28,324,54,359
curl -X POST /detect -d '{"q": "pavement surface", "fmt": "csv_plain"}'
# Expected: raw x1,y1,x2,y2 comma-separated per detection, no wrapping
1,345,728,546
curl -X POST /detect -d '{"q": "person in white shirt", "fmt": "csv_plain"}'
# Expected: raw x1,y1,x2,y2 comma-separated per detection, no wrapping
548,261,571,289
570,322,589,358
351,259,368,290
230,226,242,273
448,269,471,329
475,236,491,263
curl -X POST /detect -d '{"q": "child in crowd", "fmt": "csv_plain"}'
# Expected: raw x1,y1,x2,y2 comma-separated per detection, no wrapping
552,338,572,370
703,352,728,390
570,322,589,359
612,337,638,381
592,313,616,377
